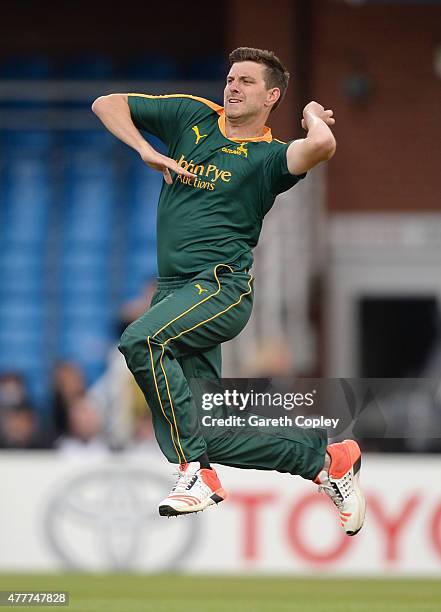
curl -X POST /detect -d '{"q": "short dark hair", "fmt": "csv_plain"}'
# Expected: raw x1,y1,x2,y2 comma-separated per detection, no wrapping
228,47,289,112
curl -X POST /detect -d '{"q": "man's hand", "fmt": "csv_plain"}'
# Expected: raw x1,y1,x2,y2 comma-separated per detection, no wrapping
301,101,335,131
287,100,336,176
140,148,196,185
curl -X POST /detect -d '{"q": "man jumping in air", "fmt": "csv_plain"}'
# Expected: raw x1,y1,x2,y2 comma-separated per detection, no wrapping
92,47,366,535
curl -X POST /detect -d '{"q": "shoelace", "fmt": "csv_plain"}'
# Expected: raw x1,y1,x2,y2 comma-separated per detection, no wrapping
318,469,353,507
171,470,198,493
318,481,344,508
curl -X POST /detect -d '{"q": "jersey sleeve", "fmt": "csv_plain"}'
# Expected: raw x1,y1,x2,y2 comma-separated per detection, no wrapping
263,142,306,196
127,94,196,146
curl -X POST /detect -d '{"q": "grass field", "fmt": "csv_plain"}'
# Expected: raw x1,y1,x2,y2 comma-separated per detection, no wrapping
0,575,439,612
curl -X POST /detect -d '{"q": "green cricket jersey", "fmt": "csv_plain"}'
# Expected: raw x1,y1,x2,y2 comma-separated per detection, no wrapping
128,94,306,277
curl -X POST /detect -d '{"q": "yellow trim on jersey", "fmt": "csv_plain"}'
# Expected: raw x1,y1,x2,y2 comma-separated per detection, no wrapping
217,111,273,143
274,138,287,145
127,93,222,113
127,93,274,144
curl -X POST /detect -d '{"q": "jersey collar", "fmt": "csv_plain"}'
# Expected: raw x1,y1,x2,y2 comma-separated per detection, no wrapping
217,109,273,143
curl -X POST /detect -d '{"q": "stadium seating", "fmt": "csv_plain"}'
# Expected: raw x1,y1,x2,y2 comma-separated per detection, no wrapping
0,111,160,412
0,52,223,411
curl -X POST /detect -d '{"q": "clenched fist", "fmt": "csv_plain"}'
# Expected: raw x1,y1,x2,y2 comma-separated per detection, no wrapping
301,101,335,130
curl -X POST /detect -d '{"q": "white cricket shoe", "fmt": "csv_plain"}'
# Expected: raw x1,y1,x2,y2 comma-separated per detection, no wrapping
159,462,227,517
315,439,366,536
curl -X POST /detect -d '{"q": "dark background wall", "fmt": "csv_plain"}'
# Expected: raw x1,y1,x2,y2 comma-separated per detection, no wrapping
312,1,441,212
2,0,225,56
3,0,441,212
228,0,441,212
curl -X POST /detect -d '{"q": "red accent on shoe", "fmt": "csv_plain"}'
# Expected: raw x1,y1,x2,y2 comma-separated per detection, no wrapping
179,463,189,473
167,495,199,506
199,467,222,492
168,495,200,503
327,440,361,480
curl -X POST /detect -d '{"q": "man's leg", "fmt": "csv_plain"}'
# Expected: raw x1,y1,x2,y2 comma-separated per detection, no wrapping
179,348,364,535
118,265,254,515
120,263,326,478
118,265,252,466
179,343,326,481
120,265,365,530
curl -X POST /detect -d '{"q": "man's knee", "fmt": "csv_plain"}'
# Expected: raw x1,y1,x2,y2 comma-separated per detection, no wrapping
118,321,157,373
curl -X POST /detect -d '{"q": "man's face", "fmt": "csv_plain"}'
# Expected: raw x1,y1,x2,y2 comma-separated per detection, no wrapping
224,61,277,120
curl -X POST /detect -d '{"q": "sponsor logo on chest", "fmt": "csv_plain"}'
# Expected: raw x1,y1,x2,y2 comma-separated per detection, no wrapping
176,153,232,192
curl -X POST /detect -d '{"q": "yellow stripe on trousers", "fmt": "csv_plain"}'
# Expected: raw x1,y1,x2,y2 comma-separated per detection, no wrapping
147,335,183,463
148,266,254,463
145,263,232,463
159,343,187,463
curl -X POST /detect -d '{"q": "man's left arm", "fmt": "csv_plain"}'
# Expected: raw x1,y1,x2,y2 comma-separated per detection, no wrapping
287,101,336,176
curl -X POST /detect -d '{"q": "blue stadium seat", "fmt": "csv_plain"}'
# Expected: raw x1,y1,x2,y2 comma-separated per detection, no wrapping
0,252,44,294
62,157,116,245
3,130,52,150
61,302,109,322
0,58,55,110
124,246,157,299
60,281,108,301
59,327,113,386
0,111,167,410
1,132,53,246
2,161,51,243
0,56,54,79
63,130,114,149
60,248,110,269
0,345,43,371
129,171,160,242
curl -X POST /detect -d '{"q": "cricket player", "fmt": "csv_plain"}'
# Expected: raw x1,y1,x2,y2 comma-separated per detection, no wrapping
92,47,366,535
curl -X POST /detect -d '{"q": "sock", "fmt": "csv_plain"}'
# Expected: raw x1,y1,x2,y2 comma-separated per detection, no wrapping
197,452,211,470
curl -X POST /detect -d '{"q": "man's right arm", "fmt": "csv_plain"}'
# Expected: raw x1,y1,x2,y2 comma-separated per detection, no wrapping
286,101,336,176
91,94,195,185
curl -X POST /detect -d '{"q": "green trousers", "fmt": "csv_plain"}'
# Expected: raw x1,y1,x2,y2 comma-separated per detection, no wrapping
119,263,327,481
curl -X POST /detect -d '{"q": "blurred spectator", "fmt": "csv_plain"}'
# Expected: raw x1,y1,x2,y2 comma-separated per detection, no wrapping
0,373,29,409
90,281,156,449
0,405,49,449
126,409,161,456
55,394,110,457
50,361,86,438
242,337,294,378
